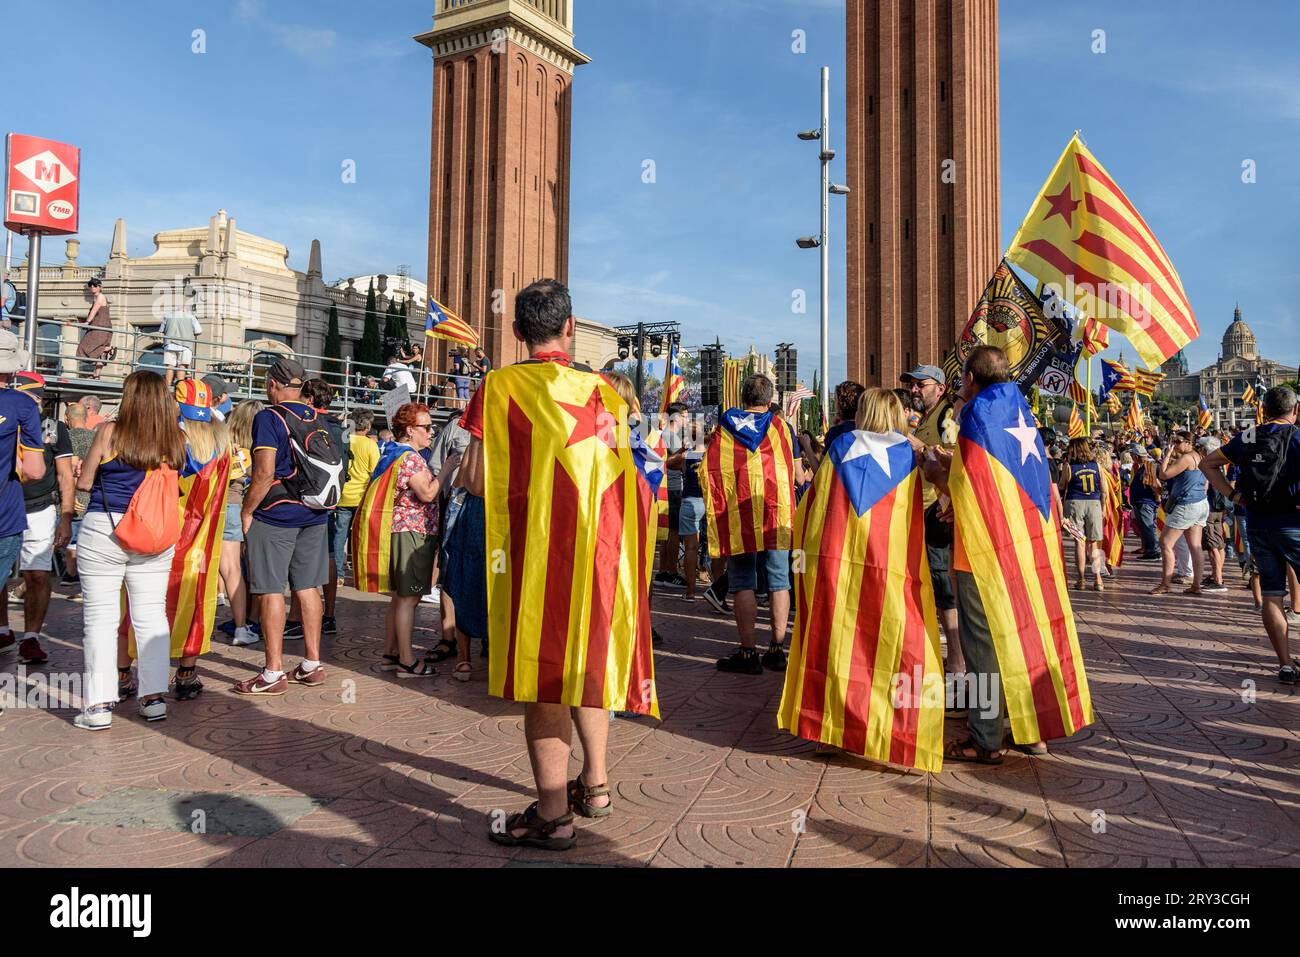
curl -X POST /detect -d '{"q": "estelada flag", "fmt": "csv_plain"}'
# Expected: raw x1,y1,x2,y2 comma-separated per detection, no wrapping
1102,465,1124,569
660,340,684,415
777,428,945,771
425,298,480,348
699,407,796,558
1007,133,1197,369
123,451,231,659
1099,358,1137,396
350,443,417,594
949,382,1093,744
1198,397,1213,430
481,362,659,717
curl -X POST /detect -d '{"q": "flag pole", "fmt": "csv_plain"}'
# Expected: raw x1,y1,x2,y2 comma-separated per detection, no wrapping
1085,353,1093,434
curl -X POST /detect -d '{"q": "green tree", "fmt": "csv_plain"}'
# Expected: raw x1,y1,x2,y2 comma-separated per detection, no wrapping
321,303,343,385
383,298,409,358
355,279,383,371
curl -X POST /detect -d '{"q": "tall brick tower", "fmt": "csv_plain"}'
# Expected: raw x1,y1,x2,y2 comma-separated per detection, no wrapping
415,1,589,367
845,0,1000,387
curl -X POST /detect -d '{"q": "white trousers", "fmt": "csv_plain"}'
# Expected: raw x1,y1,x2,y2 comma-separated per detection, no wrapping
78,512,174,707
1174,535,1192,578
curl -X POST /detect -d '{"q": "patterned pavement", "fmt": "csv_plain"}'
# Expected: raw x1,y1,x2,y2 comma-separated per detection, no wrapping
1,556,1297,868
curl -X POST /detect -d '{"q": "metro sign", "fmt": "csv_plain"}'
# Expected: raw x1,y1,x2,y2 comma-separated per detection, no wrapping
5,133,80,235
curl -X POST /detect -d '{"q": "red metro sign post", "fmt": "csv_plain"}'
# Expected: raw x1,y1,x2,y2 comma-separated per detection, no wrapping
5,133,82,370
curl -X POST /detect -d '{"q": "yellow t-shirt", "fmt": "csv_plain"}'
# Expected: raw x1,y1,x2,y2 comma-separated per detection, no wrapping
914,400,957,509
339,434,380,509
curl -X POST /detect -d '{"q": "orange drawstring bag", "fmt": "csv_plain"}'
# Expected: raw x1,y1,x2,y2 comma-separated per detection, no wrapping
103,465,181,555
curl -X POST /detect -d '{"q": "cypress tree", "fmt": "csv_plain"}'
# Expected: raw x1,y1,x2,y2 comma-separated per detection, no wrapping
356,279,383,371
322,303,343,385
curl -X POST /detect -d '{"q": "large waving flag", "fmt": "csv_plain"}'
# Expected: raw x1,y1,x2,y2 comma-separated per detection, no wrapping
425,298,480,348
1007,134,1197,369
124,452,231,659
949,382,1093,744
350,443,416,594
482,362,659,717
778,428,944,771
699,407,796,558
660,340,684,415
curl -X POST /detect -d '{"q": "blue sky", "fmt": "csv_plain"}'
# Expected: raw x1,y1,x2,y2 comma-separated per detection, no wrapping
8,0,1297,382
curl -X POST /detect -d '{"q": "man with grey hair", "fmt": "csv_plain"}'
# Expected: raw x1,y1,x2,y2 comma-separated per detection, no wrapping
1202,386,1300,684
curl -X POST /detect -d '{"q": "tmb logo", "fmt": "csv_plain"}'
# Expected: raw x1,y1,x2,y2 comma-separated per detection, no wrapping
49,887,151,938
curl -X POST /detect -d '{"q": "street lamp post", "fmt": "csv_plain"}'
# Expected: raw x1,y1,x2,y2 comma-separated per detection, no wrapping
796,66,849,426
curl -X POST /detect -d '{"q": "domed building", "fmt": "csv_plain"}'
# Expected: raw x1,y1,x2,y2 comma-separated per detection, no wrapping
1159,306,1291,428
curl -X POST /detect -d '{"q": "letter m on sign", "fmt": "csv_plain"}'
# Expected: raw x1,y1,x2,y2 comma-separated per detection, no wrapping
33,159,60,185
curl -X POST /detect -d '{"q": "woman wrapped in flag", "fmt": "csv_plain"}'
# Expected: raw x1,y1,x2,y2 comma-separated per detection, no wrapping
350,402,457,677
778,388,946,771
121,380,232,700
1096,446,1124,575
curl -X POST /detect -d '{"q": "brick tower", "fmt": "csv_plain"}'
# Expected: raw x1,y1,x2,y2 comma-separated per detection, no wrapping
415,1,589,368
845,0,1000,387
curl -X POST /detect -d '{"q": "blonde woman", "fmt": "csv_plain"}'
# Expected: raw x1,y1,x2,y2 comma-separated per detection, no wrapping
225,399,262,646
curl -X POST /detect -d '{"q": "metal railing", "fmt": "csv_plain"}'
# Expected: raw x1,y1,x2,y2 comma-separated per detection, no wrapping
19,316,476,421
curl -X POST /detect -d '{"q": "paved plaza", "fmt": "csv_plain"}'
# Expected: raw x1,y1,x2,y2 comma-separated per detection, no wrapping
1,558,1297,868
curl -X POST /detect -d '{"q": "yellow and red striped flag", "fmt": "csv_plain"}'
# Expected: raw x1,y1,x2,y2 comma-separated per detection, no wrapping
1068,403,1085,439
949,382,1093,744
722,359,745,411
1241,383,1256,405
1007,134,1197,369
1124,394,1145,433
123,452,231,659
481,362,659,716
425,298,480,348
778,428,944,771
1132,367,1166,397
699,408,796,558
350,444,416,594
1105,391,1123,414
660,339,684,415
1102,465,1124,569
1080,315,1110,357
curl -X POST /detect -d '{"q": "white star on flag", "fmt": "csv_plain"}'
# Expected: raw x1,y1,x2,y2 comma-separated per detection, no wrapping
841,429,908,478
732,413,759,433
1005,410,1042,466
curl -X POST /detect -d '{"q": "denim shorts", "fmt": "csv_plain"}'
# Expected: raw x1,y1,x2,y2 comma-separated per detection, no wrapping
1247,525,1300,597
223,503,244,542
728,550,791,594
0,532,22,580
1165,499,1208,530
678,496,705,537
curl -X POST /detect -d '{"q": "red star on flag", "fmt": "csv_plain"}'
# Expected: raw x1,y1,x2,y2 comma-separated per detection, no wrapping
558,388,616,450
1042,184,1080,227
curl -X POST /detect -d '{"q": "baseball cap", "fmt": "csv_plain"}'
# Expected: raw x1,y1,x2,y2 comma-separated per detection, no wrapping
267,357,306,386
13,370,45,401
900,365,946,386
175,379,214,422
202,374,231,400
0,329,29,374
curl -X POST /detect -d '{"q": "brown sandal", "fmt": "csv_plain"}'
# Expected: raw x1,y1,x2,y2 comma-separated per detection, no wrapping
488,801,576,851
1149,584,1170,595
568,776,613,818
944,738,1003,765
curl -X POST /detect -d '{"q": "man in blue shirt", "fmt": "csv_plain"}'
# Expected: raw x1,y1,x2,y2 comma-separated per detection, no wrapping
0,331,48,661
1203,386,1300,684
234,358,331,696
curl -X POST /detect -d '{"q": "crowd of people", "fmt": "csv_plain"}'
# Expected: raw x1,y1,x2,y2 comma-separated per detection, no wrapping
1,279,1297,851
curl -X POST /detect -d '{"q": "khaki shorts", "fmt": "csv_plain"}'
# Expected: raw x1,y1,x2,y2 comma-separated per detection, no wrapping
391,531,436,597
1204,512,1226,551
1065,498,1104,542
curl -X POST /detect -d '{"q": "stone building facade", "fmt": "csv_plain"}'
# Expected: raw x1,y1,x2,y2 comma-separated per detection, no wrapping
1158,307,1293,429
845,0,1001,387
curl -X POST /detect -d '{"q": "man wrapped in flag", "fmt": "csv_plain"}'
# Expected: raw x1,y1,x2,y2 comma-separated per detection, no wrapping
122,381,231,700
778,389,945,771
460,280,657,852
699,374,797,674
923,346,1093,762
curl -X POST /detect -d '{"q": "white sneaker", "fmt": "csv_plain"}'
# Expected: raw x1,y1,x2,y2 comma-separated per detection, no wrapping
74,707,113,731
421,588,441,605
216,593,230,607
232,626,260,647
139,698,167,722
